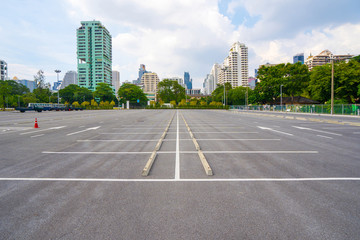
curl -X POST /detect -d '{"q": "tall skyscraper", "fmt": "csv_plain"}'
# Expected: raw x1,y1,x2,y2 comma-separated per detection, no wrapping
184,72,192,89
219,42,248,87
77,20,112,91
60,71,78,89
293,53,304,64
112,70,120,96
0,60,8,80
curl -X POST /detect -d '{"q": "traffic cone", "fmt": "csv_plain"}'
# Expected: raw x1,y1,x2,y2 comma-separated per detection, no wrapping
34,118,39,128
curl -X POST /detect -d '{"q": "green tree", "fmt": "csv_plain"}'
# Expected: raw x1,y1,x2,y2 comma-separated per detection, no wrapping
94,83,115,102
118,83,148,105
157,79,185,104
23,93,38,105
283,62,310,103
59,84,81,103
33,87,52,103
211,83,232,103
0,81,12,110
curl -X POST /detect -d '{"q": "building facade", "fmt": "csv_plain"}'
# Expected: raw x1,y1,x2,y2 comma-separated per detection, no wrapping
141,72,159,101
218,42,248,87
61,71,78,89
1,60,8,80
184,72,192,90
77,20,112,91
293,53,304,64
305,50,353,71
112,70,120,97
203,74,215,95
14,78,36,92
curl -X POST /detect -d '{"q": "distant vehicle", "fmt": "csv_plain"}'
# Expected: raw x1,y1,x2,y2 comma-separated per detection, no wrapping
15,103,84,112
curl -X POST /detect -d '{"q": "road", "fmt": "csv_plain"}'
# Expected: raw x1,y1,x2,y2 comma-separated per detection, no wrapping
0,109,360,239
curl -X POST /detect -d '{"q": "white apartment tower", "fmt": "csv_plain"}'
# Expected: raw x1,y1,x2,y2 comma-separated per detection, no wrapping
219,42,248,87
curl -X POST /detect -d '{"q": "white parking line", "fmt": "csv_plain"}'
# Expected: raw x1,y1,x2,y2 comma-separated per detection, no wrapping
20,126,66,135
67,126,101,136
192,132,259,134
195,139,280,141
1,177,359,182
317,135,333,139
257,126,293,136
175,110,180,180
31,134,44,138
42,150,318,154
77,139,158,142
293,126,342,136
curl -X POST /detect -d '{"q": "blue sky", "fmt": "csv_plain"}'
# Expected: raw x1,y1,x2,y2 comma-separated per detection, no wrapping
1,0,360,88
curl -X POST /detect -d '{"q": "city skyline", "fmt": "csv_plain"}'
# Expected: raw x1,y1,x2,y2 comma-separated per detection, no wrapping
1,0,360,89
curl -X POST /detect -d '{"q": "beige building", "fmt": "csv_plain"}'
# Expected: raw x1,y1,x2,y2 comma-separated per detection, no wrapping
305,50,353,71
141,72,160,101
218,42,248,87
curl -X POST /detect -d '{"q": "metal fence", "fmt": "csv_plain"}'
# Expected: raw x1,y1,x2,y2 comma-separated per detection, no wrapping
230,104,360,116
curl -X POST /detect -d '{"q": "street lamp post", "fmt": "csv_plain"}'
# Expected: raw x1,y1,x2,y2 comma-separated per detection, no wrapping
55,70,61,104
280,85,284,112
331,56,334,115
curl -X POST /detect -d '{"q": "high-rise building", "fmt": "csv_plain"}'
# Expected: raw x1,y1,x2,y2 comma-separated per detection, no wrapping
13,77,36,92
293,53,304,64
305,50,353,71
203,74,214,95
60,71,78,89
77,20,112,91
141,72,160,101
184,72,192,89
1,60,8,80
165,77,185,88
112,70,120,97
218,42,248,87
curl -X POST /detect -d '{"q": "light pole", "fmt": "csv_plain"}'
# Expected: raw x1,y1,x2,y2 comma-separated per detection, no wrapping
55,70,61,104
331,56,334,115
280,84,284,112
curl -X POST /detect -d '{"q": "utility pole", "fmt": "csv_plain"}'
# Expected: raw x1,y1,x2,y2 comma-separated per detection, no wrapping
280,85,283,112
55,70,61,104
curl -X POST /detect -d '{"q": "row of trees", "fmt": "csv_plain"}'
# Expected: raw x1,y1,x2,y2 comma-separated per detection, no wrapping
255,58,360,104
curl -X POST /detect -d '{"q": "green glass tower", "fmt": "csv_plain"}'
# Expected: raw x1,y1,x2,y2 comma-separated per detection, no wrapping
77,21,112,91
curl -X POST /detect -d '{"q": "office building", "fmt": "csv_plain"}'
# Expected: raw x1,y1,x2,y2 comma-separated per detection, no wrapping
13,77,36,92
293,53,304,64
164,77,185,88
1,60,8,80
203,74,215,95
61,71,78,89
77,20,112,91
218,42,248,87
112,71,120,97
184,72,192,89
305,50,353,71
141,72,160,101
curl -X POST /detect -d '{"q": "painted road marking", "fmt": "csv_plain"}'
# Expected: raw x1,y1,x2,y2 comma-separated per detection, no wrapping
191,132,259,134
20,126,66,135
30,134,44,138
195,139,280,141
1,177,359,182
293,126,342,136
257,126,293,136
78,139,159,142
67,126,101,136
175,110,180,179
42,150,318,155
317,135,333,139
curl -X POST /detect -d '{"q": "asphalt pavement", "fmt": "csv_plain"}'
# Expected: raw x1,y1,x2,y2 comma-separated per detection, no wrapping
0,109,360,239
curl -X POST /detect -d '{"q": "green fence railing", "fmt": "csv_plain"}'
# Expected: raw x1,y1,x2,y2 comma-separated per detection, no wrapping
230,104,360,116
